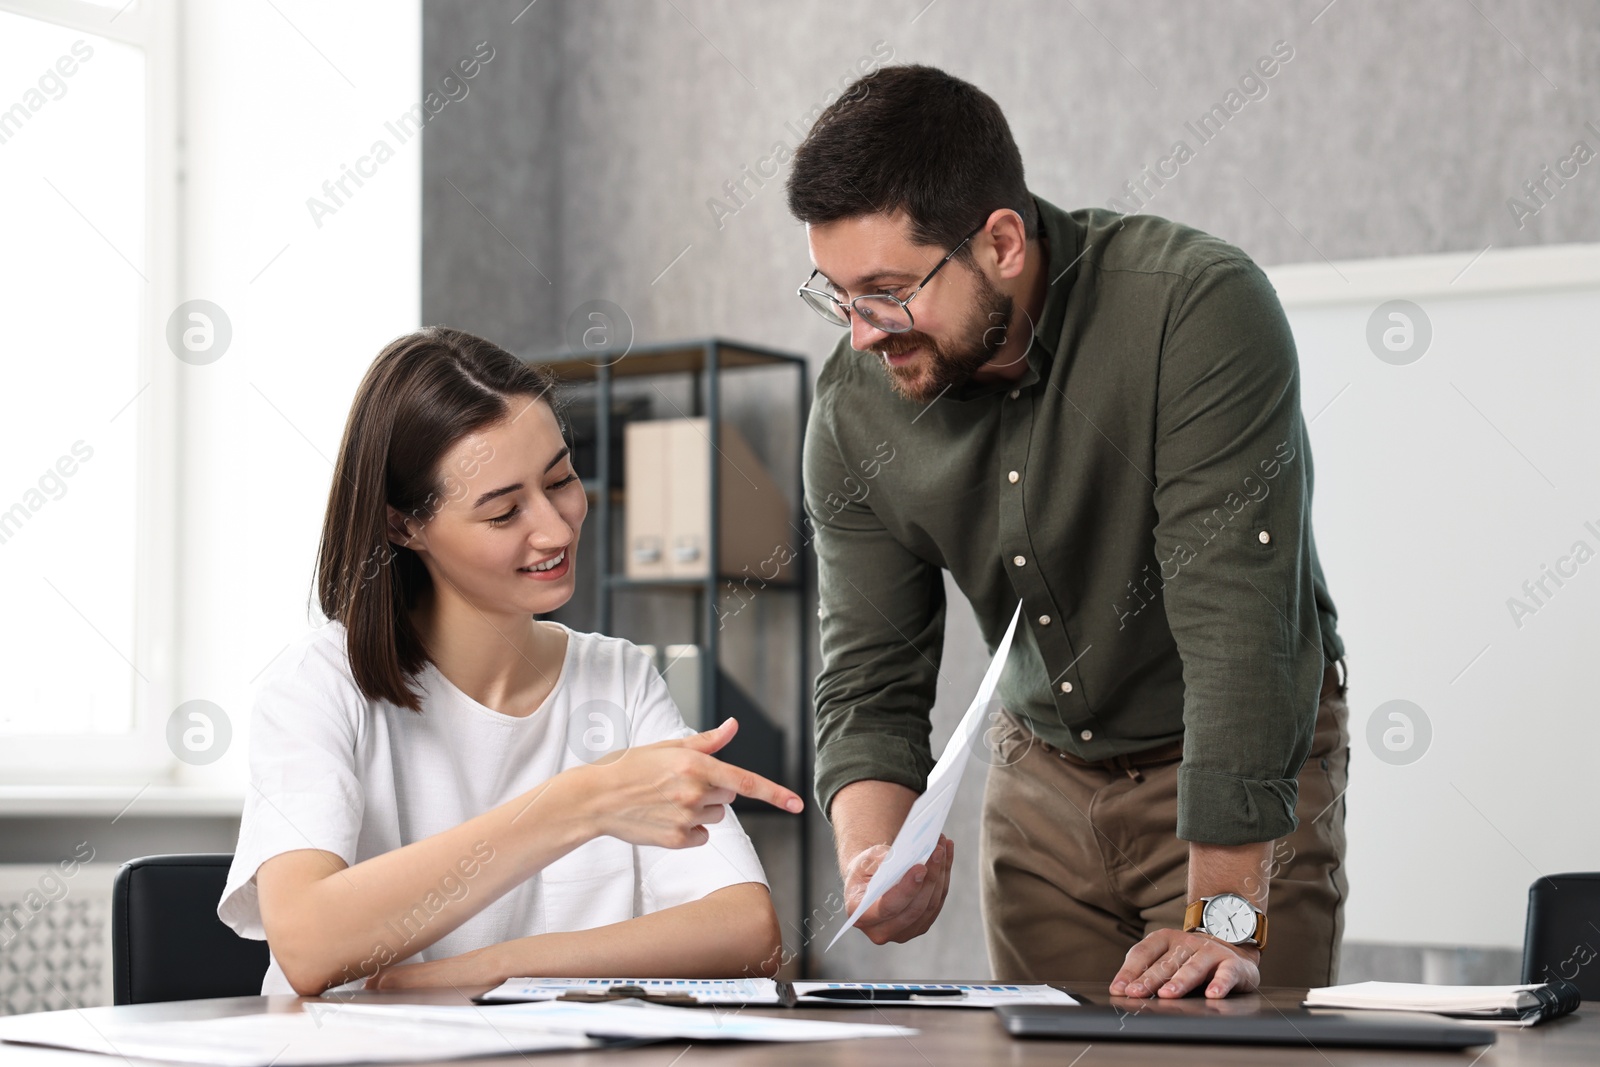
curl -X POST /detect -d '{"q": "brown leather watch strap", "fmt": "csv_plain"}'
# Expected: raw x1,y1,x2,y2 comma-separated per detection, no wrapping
1182,898,1268,950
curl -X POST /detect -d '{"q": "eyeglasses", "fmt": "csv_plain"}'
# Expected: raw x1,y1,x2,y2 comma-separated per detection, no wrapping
796,224,983,334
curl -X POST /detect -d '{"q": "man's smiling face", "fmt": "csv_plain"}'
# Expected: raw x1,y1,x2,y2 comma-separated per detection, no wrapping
806,211,1013,405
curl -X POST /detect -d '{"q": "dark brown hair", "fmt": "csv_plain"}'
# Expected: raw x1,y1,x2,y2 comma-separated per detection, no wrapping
315,326,562,711
785,63,1037,251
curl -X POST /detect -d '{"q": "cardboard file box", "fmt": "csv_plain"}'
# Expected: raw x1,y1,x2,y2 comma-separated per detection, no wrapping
623,418,794,583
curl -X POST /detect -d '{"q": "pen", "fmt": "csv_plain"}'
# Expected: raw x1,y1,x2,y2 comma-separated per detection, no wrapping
556,993,702,1005
803,987,967,1001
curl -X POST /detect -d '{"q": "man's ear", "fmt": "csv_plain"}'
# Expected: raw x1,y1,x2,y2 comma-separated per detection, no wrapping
985,207,1030,281
386,505,425,552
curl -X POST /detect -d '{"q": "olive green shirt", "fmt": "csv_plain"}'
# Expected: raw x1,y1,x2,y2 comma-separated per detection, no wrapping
804,195,1343,846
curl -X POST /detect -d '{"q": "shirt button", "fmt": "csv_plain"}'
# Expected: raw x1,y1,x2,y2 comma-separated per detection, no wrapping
1009,389,1020,399
1013,555,1026,567
1080,729,1093,741
1059,681,1073,693
1258,530,1271,544
1008,470,1019,484
1038,615,1051,626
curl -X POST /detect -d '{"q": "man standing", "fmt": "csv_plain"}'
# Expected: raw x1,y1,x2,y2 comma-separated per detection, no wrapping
789,65,1348,999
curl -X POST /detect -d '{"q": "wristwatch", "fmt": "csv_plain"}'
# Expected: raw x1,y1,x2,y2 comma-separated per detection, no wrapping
1183,892,1268,949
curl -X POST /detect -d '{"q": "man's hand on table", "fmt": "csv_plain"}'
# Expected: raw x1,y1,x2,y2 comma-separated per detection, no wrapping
1110,928,1262,998
1108,838,1272,998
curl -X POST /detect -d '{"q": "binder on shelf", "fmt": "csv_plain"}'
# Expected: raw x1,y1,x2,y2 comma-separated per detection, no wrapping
623,418,794,583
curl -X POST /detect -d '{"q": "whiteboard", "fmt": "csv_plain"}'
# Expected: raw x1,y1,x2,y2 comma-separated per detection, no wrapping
1283,265,1600,947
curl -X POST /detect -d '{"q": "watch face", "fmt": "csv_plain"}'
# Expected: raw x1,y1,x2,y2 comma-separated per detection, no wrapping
1203,893,1256,943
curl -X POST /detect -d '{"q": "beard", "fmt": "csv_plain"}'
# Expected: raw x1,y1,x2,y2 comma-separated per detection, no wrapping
873,270,1016,406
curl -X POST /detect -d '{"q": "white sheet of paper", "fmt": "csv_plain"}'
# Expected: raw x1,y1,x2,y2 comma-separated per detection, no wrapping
827,601,1023,950
336,1001,917,1042
0,1010,596,1066
478,976,783,1005
791,982,1078,1008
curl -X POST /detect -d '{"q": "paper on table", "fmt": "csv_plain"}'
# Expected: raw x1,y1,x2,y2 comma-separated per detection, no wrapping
791,982,1077,1008
479,976,783,1005
826,601,1023,950
0,1010,597,1066
337,1001,918,1042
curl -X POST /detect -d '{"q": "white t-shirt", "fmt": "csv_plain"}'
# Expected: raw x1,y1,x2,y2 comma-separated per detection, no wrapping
218,620,768,995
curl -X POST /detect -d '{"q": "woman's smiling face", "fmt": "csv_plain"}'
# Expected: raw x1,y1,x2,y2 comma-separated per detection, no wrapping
394,395,586,617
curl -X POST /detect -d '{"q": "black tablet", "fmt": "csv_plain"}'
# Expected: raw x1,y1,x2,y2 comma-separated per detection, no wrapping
996,1005,1495,1050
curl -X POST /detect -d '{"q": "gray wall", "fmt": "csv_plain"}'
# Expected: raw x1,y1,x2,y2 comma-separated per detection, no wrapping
421,0,1599,979
421,1,563,348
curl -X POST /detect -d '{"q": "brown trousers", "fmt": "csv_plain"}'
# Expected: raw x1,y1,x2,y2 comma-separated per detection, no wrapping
980,662,1350,986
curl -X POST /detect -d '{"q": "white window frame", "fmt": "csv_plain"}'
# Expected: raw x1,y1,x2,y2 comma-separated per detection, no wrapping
0,0,179,784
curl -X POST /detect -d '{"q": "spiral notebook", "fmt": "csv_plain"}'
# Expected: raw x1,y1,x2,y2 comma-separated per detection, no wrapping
1302,979,1581,1027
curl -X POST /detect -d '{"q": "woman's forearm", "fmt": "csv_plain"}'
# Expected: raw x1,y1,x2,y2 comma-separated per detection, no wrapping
260,767,599,994
366,882,783,992
379,883,780,991
491,883,782,981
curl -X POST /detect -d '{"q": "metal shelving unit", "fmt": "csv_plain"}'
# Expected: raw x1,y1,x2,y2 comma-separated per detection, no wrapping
537,338,814,975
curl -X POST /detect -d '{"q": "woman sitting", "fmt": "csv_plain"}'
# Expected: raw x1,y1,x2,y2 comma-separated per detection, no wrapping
217,326,801,995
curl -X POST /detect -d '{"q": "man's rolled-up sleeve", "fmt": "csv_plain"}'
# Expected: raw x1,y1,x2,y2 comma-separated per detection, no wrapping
1152,258,1326,846
805,382,946,822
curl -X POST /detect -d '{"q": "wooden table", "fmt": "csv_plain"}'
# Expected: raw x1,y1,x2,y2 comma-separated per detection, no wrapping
1,984,1592,1066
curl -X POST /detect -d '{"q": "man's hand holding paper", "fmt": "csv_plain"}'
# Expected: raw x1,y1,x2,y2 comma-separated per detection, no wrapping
828,603,1023,950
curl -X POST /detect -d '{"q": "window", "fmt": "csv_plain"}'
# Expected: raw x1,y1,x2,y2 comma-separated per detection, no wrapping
0,0,177,779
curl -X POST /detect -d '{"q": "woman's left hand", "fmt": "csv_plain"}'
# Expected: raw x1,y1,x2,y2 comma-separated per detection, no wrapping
365,941,513,991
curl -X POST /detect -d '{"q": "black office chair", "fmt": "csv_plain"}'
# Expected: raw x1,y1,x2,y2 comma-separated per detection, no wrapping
1521,871,1600,1000
113,854,271,1005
